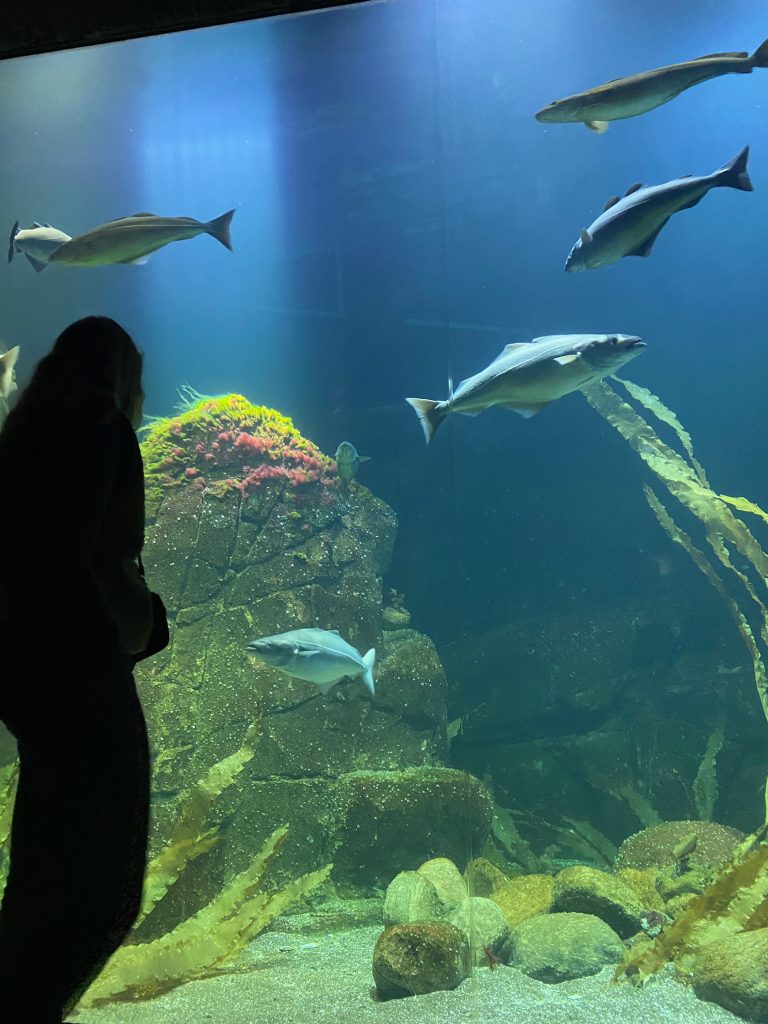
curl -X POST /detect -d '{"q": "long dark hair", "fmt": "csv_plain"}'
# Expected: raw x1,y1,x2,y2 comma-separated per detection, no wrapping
3,316,143,432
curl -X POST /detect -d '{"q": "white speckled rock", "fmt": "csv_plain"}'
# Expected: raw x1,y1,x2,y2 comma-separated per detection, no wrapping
448,896,509,963
509,912,624,982
417,858,468,916
383,870,443,925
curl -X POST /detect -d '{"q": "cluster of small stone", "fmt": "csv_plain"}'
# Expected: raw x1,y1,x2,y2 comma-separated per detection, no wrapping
372,819,768,1022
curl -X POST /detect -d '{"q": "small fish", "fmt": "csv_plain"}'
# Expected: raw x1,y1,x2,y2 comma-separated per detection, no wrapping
536,40,768,132
565,146,752,272
44,209,235,268
246,627,375,696
334,441,371,483
8,221,72,273
406,333,645,443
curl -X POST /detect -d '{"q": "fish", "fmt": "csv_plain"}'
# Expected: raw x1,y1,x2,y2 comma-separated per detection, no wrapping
565,146,752,271
334,441,371,483
0,344,20,429
536,39,768,132
406,333,645,443
8,221,72,273
44,209,235,268
246,627,376,696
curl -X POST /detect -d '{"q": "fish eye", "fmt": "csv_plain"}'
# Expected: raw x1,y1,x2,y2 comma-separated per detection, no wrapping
609,336,618,345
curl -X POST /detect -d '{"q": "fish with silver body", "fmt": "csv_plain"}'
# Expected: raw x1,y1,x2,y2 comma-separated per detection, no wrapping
536,40,768,132
8,221,72,272
334,441,371,483
42,209,235,268
565,146,752,272
406,333,645,444
246,627,375,696
0,344,20,429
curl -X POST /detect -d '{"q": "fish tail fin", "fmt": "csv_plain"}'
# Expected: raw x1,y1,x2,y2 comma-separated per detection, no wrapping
716,145,753,191
361,649,376,696
7,221,19,264
750,38,768,67
206,209,235,251
405,397,446,445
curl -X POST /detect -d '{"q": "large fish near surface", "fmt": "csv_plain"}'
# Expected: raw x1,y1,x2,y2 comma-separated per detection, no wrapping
247,627,376,696
8,221,72,272
406,333,645,443
565,146,752,272
43,209,235,268
536,40,768,132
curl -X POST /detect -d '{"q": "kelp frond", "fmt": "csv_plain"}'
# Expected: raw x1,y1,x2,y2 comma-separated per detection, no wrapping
79,824,332,1007
584,380,768,727
136,720,260,926
614,824,768,986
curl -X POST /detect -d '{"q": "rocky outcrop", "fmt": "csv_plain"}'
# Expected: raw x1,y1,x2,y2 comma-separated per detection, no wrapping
133,396,491,934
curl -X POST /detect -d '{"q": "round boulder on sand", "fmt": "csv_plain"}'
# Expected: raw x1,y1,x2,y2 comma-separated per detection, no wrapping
509,912,624,983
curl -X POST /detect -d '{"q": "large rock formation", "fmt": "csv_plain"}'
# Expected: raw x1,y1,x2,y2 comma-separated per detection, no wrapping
134,395,490,935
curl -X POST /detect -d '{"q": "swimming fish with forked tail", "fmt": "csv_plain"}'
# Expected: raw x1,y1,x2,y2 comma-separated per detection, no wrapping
536,40,768,132
42,209,235,268
246,628,376,696
565,146,752,271
8,221,72,272
406,333,645,443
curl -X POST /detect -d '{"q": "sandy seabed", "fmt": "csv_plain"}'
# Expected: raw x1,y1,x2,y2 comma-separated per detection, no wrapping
75,926,741,1024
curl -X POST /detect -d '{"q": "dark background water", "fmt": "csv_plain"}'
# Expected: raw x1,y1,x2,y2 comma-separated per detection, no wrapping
1,0,766,674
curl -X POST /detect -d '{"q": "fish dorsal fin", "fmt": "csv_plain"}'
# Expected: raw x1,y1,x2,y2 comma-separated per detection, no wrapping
692,50,748,61
32,221,44,228
107,212,157,223
553,353,581,366
580,228,592,245
602,195,620,212
328,629,341,635
624,182,643,196
487,341,529,368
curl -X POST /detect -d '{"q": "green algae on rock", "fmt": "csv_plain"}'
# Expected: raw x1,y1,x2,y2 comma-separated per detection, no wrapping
615,820,745,872
141,393,338,517
509,912,624,982
373,922,471,999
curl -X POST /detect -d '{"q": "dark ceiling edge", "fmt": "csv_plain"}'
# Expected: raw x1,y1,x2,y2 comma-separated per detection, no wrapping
0,0,378,60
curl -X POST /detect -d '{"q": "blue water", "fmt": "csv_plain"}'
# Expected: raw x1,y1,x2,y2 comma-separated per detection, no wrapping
1,0,766,694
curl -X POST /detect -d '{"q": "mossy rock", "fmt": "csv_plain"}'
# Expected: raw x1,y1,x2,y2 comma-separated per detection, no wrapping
373,922,470,999
614,867,665,912
331,769,493,892
615,820,744,872
491,873,554,929
552,865,645,938
508,912,624,983
692,928,768,1021
466,857,511,898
